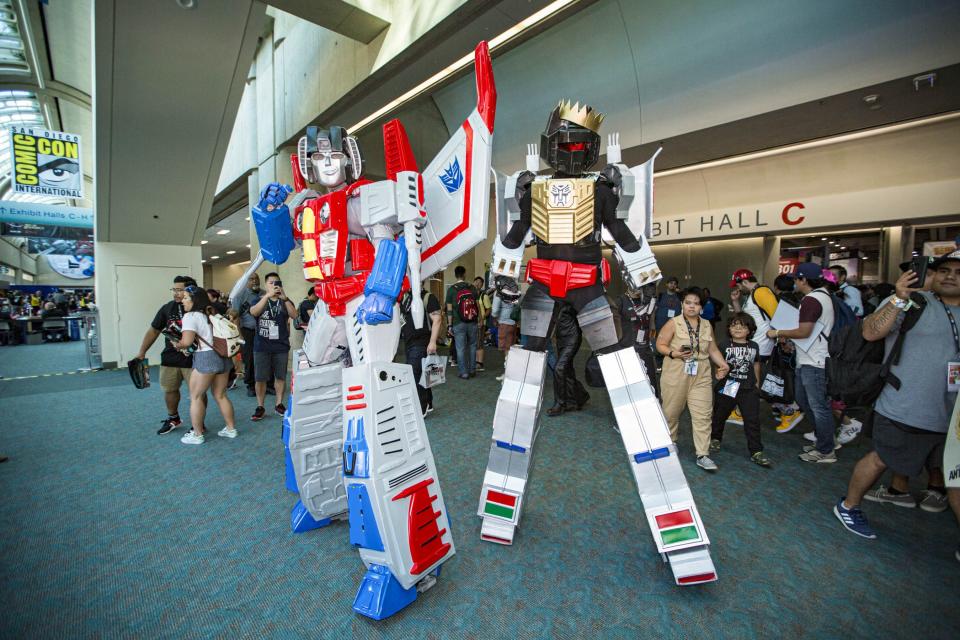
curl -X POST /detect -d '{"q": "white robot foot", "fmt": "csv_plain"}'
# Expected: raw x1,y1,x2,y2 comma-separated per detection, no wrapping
480,517,517,545
478,441,532,544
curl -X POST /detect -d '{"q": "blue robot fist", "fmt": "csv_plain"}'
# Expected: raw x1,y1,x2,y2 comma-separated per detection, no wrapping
252,182,296,265
258,182,293,210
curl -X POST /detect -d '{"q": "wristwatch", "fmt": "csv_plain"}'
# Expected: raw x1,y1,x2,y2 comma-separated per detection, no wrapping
891,296,911,310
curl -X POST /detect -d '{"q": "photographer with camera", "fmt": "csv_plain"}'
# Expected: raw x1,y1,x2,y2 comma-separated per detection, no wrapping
230,273,262,397
248,272,297,421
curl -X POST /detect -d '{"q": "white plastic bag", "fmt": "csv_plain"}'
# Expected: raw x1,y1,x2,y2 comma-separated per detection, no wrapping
419,354,448,388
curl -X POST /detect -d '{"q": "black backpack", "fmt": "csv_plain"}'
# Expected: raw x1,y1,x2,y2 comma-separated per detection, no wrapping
825,293,927,407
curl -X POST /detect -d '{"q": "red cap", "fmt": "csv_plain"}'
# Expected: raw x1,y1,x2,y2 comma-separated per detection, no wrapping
729,268,754,288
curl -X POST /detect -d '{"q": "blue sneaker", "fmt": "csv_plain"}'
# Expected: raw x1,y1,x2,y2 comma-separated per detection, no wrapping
833,498,877,539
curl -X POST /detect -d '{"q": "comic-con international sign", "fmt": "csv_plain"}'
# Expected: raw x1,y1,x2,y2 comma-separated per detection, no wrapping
8,127,83,198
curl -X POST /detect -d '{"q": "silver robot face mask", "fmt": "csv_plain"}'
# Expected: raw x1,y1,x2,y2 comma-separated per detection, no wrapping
310,148,349,189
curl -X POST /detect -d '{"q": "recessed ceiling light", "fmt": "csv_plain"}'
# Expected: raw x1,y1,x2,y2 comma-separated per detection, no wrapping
226,250,236,255
245,244,251,248
200,240,208,245
821,237,827,241
216,229,230,235
245,216,250,221
210,255,220,259
201,259,206,263
840,246,846,250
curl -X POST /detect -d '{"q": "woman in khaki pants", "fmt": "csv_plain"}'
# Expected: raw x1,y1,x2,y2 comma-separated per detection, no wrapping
656,287,729,471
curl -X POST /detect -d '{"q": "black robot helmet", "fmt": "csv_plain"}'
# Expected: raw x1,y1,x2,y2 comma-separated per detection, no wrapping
540,101,603,176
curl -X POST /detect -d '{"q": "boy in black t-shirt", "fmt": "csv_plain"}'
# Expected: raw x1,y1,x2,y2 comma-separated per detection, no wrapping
710,312,770,467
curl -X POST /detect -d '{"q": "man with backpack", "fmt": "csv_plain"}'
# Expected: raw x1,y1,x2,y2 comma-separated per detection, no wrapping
446,265,480,379
833,253,960,549
400,287,443,416
766,263,839,463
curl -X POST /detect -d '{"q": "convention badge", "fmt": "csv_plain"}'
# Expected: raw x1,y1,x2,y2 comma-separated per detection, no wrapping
948,361,960,393
635,329,646,344
268,321,280,340
721,379,740,398
684,359,698,376
667,309,677,318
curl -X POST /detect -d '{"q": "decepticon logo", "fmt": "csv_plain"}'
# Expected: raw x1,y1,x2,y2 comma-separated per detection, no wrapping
439,157,463,194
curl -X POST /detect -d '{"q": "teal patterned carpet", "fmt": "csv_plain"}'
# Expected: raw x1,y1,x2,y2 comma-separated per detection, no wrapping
0,344,957,638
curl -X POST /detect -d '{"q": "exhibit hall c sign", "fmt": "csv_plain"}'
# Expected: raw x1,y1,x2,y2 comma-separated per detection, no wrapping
0,200,93,229
650,178,960,242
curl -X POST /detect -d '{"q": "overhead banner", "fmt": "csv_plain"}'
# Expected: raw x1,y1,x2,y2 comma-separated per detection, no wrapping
9,127,83,198
45,254,94,279
0,200,93,229
27,238,94,255
1,222,93,240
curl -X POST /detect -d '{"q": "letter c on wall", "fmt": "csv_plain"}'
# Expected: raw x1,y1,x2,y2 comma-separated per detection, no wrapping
782,202,805,226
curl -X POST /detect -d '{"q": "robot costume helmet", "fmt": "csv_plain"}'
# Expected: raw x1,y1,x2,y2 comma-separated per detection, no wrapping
540,100,604,176
494,275,521,304
298,125,364,188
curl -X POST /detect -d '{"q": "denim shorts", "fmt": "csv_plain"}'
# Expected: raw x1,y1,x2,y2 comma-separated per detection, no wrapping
193,349,228,374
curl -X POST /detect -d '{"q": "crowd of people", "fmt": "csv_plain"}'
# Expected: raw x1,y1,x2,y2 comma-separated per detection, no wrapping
0,288,95,317
0,287,96,344
131,252,960,563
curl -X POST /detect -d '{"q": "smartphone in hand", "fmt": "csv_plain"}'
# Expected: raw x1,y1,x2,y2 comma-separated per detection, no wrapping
910,256,930,288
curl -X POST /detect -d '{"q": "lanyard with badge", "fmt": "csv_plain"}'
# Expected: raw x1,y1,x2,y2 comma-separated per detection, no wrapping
683,316,700,376
936,293,960,392
628,295,652,344
261,298,281,340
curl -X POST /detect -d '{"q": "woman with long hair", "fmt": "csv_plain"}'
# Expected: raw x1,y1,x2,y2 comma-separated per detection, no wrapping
656,287,729,471
174,285,237,444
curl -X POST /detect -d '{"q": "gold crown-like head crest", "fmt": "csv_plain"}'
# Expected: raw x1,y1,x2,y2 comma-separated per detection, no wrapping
557,100,605,133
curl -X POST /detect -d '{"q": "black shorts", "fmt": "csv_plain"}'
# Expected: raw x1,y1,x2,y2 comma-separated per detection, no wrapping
873,413,946,477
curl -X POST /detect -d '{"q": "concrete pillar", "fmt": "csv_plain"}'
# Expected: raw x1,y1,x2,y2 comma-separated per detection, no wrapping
881,226,906,284
762,235,782,285
94,241,203,368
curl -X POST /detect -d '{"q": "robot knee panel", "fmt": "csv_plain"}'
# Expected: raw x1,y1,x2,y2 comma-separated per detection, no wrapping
520,287,555,338
577,298,617,351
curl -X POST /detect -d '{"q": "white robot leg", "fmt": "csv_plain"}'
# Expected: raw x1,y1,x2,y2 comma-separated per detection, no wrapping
342,359,455,620
478,288,554,544
478,346,547,544
598,346,717,585
286,301,350,533
342,295,454,619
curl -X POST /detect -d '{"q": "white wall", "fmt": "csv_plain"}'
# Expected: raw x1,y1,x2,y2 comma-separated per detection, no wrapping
95,241,202,366
433,0,960,173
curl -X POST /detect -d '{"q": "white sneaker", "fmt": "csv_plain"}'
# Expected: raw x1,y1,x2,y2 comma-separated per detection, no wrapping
836,419,863,445
803,431,817,442
696,455,718,471
217,427,238,439
181,431,204,445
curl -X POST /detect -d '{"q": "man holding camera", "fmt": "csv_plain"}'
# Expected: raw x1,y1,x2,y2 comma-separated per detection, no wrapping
249,272,297,421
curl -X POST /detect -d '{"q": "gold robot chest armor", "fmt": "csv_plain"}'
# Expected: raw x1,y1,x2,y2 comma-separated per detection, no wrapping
530,177,595,244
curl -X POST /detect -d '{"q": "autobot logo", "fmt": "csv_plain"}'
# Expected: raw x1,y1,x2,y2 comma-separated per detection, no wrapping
319,202,330,224
439,158,463,194
549,181,573,207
